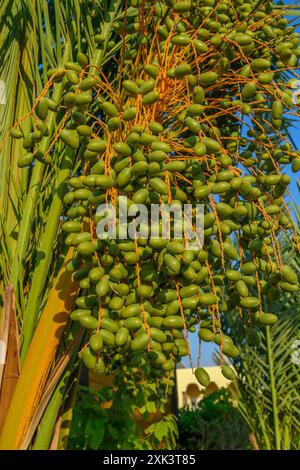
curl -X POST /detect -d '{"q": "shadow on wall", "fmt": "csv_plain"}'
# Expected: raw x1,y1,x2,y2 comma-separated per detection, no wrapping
183,382,220,407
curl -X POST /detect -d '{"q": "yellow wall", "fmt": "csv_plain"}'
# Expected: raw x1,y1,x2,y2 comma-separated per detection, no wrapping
176,366,232,408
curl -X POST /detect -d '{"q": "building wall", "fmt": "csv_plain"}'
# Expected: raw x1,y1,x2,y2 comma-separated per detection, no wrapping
176,366,232,409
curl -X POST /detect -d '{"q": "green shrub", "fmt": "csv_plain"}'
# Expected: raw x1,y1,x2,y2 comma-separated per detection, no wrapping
178,389,250,450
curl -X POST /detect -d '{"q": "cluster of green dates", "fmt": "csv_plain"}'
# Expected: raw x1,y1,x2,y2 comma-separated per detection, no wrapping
12,0,300,390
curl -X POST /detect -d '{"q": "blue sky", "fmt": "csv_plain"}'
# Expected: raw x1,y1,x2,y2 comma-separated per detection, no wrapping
184,1,300,367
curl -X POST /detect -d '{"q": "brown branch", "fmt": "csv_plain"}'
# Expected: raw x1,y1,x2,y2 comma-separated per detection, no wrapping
0,285,20,432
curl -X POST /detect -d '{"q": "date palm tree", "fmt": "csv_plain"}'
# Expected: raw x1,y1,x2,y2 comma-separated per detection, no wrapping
0,0,300,451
